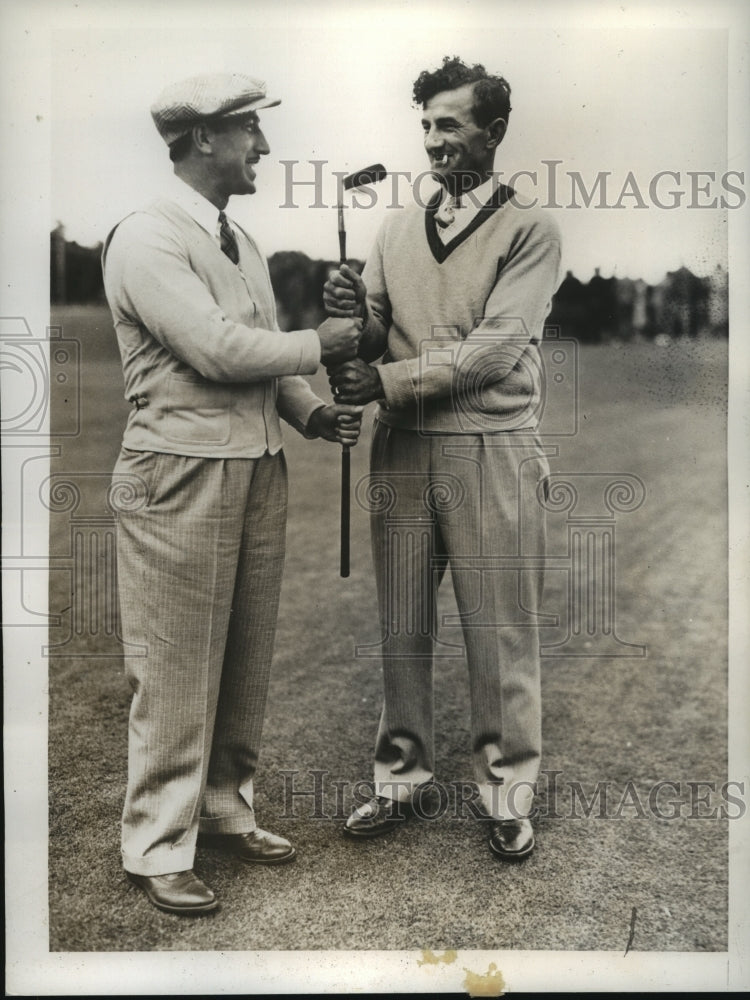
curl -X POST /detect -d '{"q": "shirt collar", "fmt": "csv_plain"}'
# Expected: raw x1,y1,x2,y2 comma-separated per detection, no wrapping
447,175,497,211
166,175,228,239
435,175,499,242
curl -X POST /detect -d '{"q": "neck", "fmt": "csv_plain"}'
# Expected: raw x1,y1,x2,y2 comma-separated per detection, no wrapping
174,163,229,210
445,166,494,197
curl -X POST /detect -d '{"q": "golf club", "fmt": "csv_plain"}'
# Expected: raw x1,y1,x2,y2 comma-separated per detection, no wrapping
335,163,387,578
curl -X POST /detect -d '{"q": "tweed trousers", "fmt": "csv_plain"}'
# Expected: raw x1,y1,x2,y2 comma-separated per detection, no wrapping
113,447,287,876
368,422,549,820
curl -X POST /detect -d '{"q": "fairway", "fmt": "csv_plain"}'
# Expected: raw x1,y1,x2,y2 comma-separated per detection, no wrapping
48,305,729,953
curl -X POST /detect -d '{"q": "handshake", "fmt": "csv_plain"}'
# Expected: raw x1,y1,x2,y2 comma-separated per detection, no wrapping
315,267,382,407
316,263,369,366
316,315,362,367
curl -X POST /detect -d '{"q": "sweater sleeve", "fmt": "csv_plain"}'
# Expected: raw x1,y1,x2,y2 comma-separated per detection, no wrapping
359,223,391,363
103,213,321,383
377,213,562,410
276,375,326,437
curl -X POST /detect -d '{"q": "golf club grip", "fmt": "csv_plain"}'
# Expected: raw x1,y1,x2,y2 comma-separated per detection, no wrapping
340,445,350,577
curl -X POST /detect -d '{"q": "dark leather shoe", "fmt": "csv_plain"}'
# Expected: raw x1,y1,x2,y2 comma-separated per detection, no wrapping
344,796,409,838
128,870,218,915
488,817,535,861
198,829,296,865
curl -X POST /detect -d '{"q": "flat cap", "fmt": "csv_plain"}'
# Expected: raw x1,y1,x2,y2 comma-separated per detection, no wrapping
151,72,281,146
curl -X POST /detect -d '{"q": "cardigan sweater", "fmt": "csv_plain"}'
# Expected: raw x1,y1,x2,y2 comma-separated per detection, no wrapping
360,186,562,433
102,198,323,458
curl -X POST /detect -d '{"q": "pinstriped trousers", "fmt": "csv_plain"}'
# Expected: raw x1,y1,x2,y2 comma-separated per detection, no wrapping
369,422,549,820
113,447,287,876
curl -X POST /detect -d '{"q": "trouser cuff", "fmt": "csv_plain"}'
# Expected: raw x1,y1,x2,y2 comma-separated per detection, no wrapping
122,844,196,877
375,778,433,803
198,814,257,835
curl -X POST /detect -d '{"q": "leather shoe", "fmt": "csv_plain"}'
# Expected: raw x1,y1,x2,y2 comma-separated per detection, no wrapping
198,829,296,865
128,870,218,915
488,817,535,861
344,796,409,838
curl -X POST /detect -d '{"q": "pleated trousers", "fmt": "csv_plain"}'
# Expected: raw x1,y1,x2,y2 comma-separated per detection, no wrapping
112,447,287,876
369,422,549,820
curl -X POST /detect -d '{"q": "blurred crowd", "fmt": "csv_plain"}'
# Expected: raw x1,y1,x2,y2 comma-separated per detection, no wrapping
51,226,728,342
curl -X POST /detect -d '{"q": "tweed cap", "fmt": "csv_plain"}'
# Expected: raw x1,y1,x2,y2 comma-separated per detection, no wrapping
151,72,281,146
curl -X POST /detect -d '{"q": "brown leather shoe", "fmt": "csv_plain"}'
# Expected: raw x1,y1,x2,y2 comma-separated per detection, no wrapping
488,817,535,861
344,796,410,838
198,829,296,865
128,870,218,914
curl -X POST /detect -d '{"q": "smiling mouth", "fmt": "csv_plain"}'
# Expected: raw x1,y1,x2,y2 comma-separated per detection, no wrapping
432,154,450,167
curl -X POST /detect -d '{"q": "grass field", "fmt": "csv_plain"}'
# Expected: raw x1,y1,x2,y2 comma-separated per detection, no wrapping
48,304,730,954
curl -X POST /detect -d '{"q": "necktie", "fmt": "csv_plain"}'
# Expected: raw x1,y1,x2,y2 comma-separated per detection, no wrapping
218,211,239,264
435,194,461,229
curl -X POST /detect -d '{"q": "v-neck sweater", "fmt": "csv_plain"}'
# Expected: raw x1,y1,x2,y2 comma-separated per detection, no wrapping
361,186,562,433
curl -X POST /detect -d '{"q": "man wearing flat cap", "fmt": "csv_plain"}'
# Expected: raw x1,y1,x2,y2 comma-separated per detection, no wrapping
103,72,361,915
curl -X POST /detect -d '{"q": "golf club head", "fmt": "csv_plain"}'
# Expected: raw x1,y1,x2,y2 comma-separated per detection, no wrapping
343,163,387,190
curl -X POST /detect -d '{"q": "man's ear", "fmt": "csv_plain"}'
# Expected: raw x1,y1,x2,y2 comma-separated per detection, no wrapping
486,117,508,149
192,122,214,155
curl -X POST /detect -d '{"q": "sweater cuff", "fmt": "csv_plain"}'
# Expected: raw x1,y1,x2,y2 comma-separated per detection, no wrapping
377,360,417,411
301,403,326,439
294,329,322,374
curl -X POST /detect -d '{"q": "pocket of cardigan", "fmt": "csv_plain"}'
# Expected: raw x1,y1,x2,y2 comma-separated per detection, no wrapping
164,372,231,445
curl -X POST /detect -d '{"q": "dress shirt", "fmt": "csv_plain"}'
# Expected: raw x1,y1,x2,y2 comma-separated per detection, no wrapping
435,176,499,244
165,175,233,246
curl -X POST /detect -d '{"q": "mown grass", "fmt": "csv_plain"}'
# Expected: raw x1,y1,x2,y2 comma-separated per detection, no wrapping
48,306,729,952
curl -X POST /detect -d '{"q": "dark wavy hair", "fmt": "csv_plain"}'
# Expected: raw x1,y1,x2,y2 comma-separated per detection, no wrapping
412,56,512,127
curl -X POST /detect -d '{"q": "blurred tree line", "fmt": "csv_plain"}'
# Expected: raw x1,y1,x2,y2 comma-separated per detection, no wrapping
51,224,727,340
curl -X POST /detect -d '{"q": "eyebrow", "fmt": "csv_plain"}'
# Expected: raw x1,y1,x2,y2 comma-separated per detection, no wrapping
422,116,463,128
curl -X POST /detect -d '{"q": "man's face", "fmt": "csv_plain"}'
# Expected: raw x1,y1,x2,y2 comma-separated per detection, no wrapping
208,113,270,198
421,83,496,194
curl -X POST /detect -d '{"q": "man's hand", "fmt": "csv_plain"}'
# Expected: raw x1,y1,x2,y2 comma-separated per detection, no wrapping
317,316,362,367
307,404,364,446
323,264,367,318
328,358,383,405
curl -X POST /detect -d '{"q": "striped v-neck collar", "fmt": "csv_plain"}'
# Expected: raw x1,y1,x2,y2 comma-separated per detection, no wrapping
425,183,515,263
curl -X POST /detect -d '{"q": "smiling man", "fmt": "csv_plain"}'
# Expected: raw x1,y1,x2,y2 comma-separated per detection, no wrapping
324,57,561,861
103,72,362,914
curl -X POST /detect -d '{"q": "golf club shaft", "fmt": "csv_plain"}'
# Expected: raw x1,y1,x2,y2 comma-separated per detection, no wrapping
338,204,346,263
340,443,350,577
338,204,350,577
334,165,386,579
